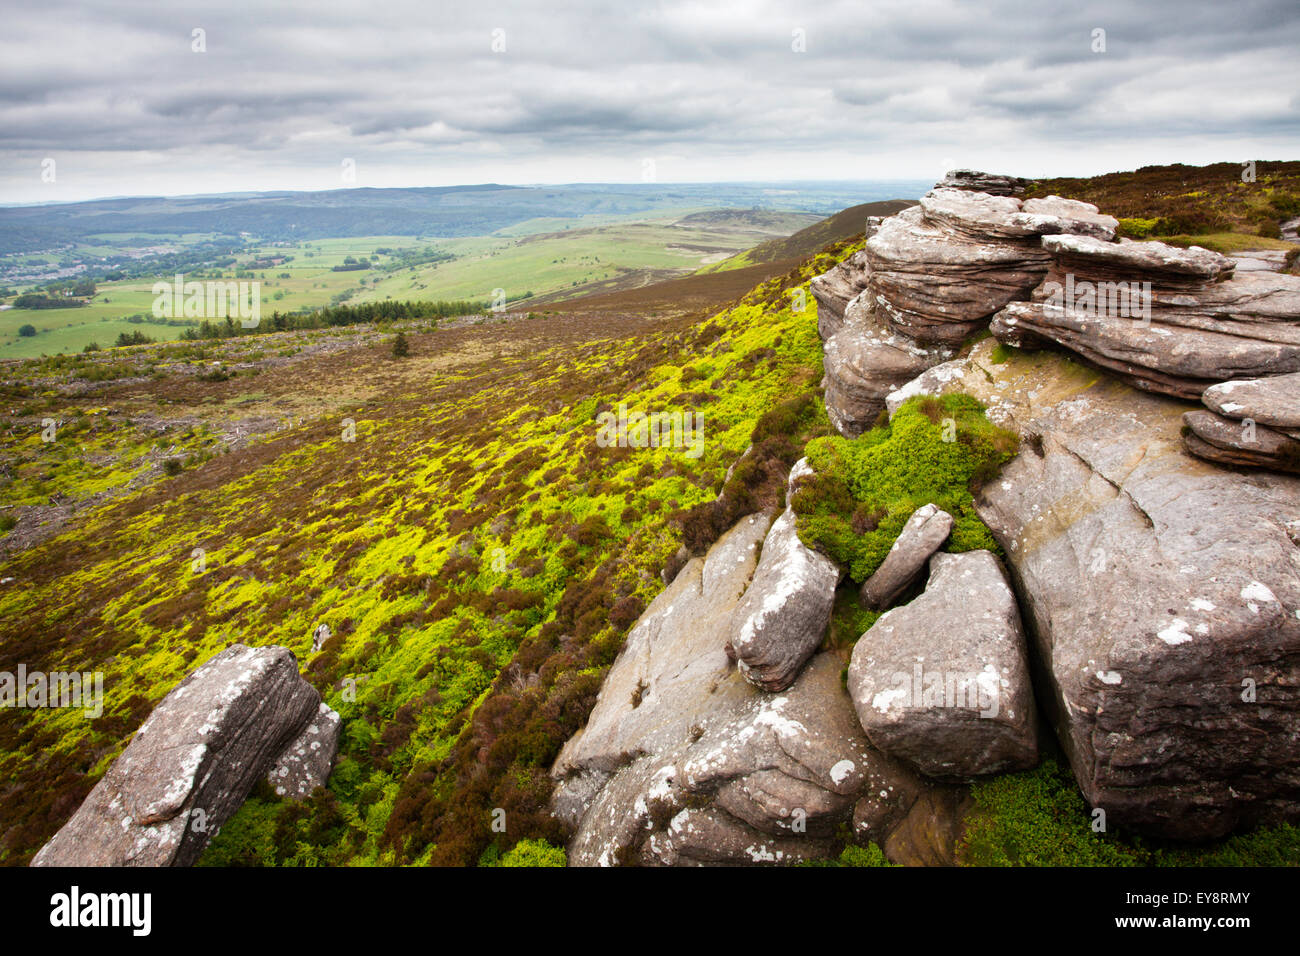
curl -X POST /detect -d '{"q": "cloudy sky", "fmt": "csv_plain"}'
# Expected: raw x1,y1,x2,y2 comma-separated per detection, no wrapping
2,0,1297,203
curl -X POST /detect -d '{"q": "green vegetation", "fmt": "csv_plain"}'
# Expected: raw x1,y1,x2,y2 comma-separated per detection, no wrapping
0,229,839,867
960,757,1300,866
801,843,896,867
791,393,1017,582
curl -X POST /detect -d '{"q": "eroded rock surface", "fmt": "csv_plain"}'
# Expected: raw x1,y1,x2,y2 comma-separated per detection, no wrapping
552,514,935,865
991,236,1300,400
727,463,841,691
849,550,1038,778
33,644,326,867
266,701,342,799
943,342,1300,838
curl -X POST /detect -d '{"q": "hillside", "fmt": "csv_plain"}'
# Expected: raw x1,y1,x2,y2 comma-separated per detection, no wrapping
1026,160,1300,253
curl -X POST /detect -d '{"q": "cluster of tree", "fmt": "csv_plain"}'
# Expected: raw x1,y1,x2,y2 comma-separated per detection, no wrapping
178,298,487,341
331,255,373,272
13,291,89,309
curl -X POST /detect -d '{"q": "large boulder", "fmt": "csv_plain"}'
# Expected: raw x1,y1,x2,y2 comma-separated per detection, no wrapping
726,462,841,691
551,514,942,866
848,550,1038,778
932,340,1300,839
859,503,954,610
32,644,331,867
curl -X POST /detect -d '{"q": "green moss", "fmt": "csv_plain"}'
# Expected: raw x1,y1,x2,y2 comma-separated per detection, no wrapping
791,393,1017,582
494,838,567,867
988,343,1016,365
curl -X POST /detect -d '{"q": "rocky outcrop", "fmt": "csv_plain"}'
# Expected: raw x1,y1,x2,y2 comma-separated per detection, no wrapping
922,340,1300,839
551,513,947,866
991,235,1300,400
726,461,841,691
848,550,1038,779
859,503,953,609
813,183,1118,435
32,644,336,867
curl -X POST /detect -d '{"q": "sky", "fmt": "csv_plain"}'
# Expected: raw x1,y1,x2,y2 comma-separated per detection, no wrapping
1,0,1298,203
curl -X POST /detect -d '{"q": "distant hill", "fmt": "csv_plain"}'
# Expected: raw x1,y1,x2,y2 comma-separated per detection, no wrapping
0,181,930,254
696,199,917,273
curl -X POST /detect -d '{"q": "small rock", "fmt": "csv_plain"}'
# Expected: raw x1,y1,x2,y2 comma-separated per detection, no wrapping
859,503,954,610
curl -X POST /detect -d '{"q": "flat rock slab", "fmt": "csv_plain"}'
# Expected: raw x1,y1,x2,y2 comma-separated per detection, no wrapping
1203,371,1300,429
859,503,954,610
848,550,1038,779
33,645,322,867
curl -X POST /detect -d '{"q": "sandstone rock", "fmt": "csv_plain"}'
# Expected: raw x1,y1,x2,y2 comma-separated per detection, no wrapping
821,291,955,436
1182,409,1300,474
552,515,930,866
810,250,870,340
848,550,1038,779
1040,233,1235,282
864,205,1052,345
961,341,1300,838
920,189,1117,243
32,644,323,867
1203,371,1300,429
727,504,841,691
266,701,342,799
858,503,954,609
991,266,1300,400
938,169,1028,196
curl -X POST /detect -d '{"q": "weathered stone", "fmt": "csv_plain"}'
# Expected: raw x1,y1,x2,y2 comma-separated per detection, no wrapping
920,189,1117,243
821,291,954,436
1041,233,1236,283
810,250,870,340
266,701,342,799
727,499,841,691
938,169,1028,196
33,644,322,867
848,550,1038,779
960,340,1300,838
864,205,1051,345
1203,371,1300,429
859,503,954,610
552,515,929,866
1182,409,1300,474
991,267,1300,400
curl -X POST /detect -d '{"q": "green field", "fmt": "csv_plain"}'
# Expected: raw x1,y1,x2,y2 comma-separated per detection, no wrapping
0,210,816,359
